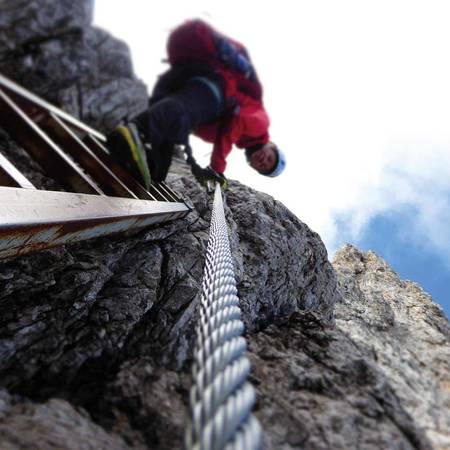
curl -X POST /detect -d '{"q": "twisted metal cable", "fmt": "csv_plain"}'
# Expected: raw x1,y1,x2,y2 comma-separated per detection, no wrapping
185,183,262,450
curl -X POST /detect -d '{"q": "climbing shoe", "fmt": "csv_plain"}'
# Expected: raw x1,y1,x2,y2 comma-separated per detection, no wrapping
106,123,151,189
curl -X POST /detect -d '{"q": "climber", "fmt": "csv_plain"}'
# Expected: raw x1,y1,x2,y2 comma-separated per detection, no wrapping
107,19,286,189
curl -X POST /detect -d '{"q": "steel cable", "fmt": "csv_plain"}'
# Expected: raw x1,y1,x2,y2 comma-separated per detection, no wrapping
185,183,262,450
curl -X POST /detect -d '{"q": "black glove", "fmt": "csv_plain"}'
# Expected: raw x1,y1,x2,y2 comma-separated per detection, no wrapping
190,164,228,189
184,144,228,189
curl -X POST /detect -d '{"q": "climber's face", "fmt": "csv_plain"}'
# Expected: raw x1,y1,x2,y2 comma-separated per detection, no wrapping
248,144,277,174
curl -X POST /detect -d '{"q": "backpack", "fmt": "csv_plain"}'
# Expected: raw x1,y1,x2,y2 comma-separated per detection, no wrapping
167,20,262,101
167,20,218,66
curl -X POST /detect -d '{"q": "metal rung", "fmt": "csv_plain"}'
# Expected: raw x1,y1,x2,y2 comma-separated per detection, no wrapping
0,73,189,204
0,152,35,189
0,73,190,257
160,181,183,203
0,87,104,195
0,187,189,259
0,73,105,141
41,112,138,198
82,135,158,201
148,182,172,202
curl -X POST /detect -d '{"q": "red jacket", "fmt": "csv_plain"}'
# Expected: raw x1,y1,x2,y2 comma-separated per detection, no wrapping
167,20,270,173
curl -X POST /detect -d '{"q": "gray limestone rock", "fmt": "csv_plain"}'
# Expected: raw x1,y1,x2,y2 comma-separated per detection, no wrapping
0,0,93,52
0,389,130,449
248,312,432,450
0,0,147,132
333,245,450,450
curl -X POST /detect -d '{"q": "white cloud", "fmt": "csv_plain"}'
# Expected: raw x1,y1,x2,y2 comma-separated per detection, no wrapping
328,143,450,269
94,0,450,263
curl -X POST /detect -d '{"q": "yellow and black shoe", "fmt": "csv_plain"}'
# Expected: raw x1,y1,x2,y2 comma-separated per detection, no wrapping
106,123,151,189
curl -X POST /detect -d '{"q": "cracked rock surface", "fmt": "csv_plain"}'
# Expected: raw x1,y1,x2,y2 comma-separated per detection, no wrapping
0,2,449,449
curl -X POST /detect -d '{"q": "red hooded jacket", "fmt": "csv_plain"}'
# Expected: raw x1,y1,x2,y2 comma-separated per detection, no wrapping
167,20,270,173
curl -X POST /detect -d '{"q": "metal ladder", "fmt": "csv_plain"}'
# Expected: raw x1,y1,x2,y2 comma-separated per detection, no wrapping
0,73,190,259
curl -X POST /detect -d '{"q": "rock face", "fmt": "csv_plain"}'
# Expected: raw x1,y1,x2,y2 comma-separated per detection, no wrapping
0,389,130,450
333,246,450,449
243,245,450,450
0,0,148,131
0,2,449,449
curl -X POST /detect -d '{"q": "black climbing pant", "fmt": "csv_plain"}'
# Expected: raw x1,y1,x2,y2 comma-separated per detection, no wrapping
134,76,224,182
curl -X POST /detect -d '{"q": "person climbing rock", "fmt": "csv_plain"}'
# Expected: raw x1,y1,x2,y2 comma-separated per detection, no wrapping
107,19,286,189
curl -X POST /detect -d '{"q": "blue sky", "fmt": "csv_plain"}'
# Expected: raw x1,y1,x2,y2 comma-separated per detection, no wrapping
95,1,450,319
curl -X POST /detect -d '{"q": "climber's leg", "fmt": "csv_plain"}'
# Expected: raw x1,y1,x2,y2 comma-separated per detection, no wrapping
134,76,224,182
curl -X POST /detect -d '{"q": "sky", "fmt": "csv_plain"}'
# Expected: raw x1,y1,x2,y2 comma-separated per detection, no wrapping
94,0,450,318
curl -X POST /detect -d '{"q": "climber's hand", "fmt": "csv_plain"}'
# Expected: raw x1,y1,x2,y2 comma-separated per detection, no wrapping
191,164,228,189
215,171,228,189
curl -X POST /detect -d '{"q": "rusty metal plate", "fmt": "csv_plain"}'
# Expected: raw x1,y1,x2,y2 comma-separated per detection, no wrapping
0,187,189,259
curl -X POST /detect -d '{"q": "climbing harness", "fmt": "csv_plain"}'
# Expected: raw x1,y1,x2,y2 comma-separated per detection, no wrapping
185,183,262,450
0,73,189,258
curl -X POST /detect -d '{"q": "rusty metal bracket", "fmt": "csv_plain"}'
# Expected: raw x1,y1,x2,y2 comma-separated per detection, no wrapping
0,74,190,259
0,187,189,259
